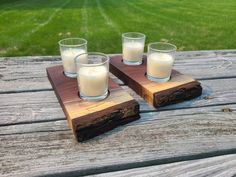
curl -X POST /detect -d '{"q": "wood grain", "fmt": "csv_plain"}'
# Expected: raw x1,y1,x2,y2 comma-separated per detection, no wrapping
1,50,236,176
89,154,236,177
0,56,122,93
1,78,236,125
1,104,235,135
0,104,236,176
110,55,202,107
0,50,235,93
46,65,140,141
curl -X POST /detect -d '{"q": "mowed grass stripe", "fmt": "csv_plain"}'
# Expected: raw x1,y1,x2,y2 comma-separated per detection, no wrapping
100,0,155,33
96,0,120,35
81,0,89,38
13,0,86,56
132,0,222,24
123,0,189,44
124,0,190,28
128,0,236,50
29,0,72,35
0,0,71,55
0,0,236,56
84,0,120,53
134,0,234,25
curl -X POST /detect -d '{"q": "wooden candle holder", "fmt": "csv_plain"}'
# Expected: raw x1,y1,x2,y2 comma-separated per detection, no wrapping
110,55,202,108
47,65,140,141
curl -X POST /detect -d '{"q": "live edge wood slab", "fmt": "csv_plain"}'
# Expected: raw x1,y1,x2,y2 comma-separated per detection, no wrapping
46,65,140,141
110,55,202,108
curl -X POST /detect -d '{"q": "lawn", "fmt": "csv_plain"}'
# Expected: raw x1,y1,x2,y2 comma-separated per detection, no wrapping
0,0,236,57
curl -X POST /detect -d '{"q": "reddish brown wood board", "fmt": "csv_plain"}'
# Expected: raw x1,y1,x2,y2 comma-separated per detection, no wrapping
109,55,202,108
46,65,140,141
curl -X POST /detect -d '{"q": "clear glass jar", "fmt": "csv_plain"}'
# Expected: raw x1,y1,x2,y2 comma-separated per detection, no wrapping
59,38,87,78
147,42,177,82
122,32,145,65
75,52,109,101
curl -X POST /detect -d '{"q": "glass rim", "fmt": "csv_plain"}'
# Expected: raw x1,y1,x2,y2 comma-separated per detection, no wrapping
122,32,146,40
75,52,109,67
148,42,177,53
58,38,87,47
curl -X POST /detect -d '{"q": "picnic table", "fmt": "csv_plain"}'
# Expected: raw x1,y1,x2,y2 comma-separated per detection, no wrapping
0,50,236,177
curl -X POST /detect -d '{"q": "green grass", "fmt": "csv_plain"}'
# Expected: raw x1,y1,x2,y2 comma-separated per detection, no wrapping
0,0,236,56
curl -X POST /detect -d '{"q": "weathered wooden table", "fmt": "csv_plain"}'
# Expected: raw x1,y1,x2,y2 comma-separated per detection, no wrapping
1,50,236,177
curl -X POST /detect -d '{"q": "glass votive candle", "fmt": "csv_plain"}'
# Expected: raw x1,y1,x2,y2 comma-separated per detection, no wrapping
59,38,87,78
147,42,177,83
122,32,146,65
75,52,109,101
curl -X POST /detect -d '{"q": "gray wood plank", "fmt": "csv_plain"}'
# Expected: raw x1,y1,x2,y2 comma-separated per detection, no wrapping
88,154,236,177
0,50,236,93
1,78,236,125
126,77,236,111
0,104,236,176
1,50,236,177
0,56,122,94
0,91,64,125
0,56,60,93
0,104,235,135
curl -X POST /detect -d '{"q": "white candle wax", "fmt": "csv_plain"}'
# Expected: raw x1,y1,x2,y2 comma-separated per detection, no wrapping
78,66,108,97
123,41,144,62
61,48,86,73
147,53,174,78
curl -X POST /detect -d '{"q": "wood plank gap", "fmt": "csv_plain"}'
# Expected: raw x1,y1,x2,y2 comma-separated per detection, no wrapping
38,149,236,177
0,56,61,61
0,118,65,127
0,129,70,137
140,102,236,113
84,154,236,177
0,88,53,94
197,76,236,81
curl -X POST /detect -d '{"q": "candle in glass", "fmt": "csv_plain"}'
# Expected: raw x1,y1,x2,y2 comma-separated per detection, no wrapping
122,32,145,65
75,52,109,101
59,38,87,78
147,42,177,83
